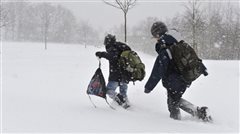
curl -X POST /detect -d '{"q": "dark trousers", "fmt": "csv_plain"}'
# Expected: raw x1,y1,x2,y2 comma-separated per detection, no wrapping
167,90,198,119
167,90,183,119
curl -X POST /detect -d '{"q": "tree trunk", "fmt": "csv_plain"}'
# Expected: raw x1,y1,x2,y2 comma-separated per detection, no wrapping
44,23,48,50
193,24,197,53
192,3,197,54
124,12,127,43
44,34,47,50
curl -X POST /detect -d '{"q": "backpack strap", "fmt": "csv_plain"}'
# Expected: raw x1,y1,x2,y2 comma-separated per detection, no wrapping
105,98,116,110
88,94,116,110
165,41,179,60
166,48,172,60
88,95,97,108
98,58,101,68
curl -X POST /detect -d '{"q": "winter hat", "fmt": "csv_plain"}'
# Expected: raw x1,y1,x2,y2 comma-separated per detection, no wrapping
151,21,168,38
104,34,116,46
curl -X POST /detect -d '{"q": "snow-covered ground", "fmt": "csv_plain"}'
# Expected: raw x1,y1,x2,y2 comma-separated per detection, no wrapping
1,42,239,133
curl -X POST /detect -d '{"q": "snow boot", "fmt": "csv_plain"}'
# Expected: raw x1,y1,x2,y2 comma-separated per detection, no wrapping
122,102,130,109
114,93,125,105
179,98,212,122
170,109,181,120
196,106,212,122
168,96,181,120
179,98,197,116
122,97,130,109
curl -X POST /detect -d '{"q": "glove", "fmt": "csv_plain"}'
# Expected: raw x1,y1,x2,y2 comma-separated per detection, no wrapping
95,52,103,58
144,88,151,94
203,69,208,76
200,63,208,76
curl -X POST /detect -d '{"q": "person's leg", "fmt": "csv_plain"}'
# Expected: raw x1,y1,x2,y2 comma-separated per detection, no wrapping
119,82,130,108
119,82,128,98
164,74,187,120
106,81,125,105
167,91,181,120
179,98,212,121
179,98,197,116
106,81,118,99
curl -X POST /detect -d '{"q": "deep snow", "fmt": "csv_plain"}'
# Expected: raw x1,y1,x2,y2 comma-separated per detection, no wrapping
1,42,239,133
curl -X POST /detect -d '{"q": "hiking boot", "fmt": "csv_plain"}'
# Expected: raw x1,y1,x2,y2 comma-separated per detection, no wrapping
114,94,125,105
167,95,181,120
122,102,130,109
170,109,181,120
196,106,212,122
122,97,131,109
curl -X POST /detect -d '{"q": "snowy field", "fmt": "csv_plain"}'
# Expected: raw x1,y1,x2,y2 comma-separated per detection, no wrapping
1,42,239,133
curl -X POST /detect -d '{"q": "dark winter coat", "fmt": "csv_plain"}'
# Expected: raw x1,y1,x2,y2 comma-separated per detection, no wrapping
97,41,131,83
144,34,191,97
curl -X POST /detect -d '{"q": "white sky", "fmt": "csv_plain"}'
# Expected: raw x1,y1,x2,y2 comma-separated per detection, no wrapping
4,0,239,30
57,0,187,30
57,0,239,30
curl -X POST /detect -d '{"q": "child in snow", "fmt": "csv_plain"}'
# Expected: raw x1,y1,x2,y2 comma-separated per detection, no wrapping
95,34,131,109
144,21,211,121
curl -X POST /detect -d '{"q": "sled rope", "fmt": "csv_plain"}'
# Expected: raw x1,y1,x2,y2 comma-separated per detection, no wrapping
105,98,116,110
88,94,115,110
98,58,101,68
88,95,97,108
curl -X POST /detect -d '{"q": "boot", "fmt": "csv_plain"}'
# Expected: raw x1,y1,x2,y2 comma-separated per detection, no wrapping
196,106,212,122
114,93,125,105
122,96,130,109
168,96,181,120
179,99,212,122
170,108,181,120
179,98,197,116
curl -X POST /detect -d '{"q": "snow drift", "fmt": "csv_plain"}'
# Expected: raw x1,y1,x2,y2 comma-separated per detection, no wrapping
1,42,239,133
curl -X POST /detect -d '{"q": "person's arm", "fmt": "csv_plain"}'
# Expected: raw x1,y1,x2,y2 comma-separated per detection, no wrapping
144,50,170,93
95,51,118,61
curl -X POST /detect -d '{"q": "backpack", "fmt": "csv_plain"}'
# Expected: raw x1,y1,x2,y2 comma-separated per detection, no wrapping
166,40,208,82
87,67,107,99
119,50,145,82
86,62,115,109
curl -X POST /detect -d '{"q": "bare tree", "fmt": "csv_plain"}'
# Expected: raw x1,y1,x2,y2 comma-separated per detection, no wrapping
205,3,223,59
0,3,8,41
229,2,240,60
182,0,205,54
0,4,10,28
103,0,137,43
51,5,77,44
76,20,99,47
78,21,90,48
36,3,56,50
235,10,240,60
131,17,158,53
1,2,28,41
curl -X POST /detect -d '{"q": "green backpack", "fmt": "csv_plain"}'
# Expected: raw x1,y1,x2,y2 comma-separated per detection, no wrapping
119,50,145,82
167,40,208,82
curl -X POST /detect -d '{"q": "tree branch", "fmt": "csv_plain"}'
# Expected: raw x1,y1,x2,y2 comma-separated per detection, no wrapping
102,0,122,10
128,0,137,10
103,0,137,14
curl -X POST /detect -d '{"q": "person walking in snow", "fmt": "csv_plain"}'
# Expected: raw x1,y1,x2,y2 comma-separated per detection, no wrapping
95,34,131,108
144,21,211,121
